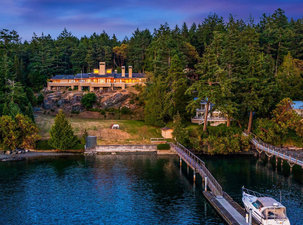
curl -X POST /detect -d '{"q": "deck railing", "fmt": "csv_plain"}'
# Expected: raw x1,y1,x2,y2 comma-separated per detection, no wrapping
172,142,223,196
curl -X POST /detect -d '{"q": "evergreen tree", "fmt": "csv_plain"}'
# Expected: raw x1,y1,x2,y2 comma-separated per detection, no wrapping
277,52,303,100
164,54,189,120
49,110,78,150
144,77,166,126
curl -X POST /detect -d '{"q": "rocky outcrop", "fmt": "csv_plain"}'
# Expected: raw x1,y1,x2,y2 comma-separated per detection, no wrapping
43,91,84,112
42,89,135,113
100,92,130,108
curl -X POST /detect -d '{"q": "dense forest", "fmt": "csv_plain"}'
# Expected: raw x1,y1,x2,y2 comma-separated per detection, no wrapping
1,8,303,151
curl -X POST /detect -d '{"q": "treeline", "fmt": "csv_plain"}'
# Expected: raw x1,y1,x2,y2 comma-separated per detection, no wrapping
144,9,303,132
0,9,303,129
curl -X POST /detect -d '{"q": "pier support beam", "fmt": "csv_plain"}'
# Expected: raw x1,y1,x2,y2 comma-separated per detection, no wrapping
288,162,294,173
187,165,189,175
265,152,273,160
179,157,182,167
204,177,208,192
193,170,196,183
275,158,278,167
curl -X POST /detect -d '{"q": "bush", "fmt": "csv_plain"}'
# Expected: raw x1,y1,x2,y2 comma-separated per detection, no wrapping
157,143,170,150
36,140,54,150
81,93,97,109
36,140,85,150
0,114,40,150
68,87,72,91
120,106,132,115
73,143,85,150
37,94,44,105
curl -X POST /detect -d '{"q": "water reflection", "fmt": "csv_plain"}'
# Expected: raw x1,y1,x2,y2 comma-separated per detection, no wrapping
0,155,223,225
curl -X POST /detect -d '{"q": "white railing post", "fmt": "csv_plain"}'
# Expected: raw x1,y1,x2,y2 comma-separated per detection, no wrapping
248,208,252,225
205,177,208,192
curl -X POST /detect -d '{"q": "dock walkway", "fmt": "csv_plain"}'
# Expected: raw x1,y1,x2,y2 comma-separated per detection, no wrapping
172,143,252,225
244,132,303,168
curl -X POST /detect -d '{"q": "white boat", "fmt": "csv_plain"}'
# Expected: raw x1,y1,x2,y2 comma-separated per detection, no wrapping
242,187,290,225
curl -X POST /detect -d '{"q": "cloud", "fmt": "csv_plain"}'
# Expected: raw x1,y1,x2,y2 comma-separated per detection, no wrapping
0,0,302,41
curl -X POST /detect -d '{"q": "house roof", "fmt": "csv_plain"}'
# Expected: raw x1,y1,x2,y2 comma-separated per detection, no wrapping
293,101,303,110
51,73,145,80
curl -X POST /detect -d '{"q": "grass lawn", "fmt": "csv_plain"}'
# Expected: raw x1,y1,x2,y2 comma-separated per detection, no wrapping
35,114,162,145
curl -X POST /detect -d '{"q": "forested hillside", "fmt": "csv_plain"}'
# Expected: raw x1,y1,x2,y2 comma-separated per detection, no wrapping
0,8,303,132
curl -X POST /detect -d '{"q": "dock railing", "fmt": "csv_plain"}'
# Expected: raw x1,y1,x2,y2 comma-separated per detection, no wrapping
172,142,223,196
244,131,303,167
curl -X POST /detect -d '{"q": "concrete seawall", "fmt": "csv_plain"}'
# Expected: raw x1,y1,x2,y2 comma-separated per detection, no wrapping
95,145,157,153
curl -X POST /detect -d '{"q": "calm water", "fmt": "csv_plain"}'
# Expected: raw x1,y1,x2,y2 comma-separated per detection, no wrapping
0,154,302,225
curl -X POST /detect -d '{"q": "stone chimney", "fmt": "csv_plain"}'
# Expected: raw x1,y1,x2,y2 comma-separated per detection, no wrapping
128,66,132,78
122,66,125,77
99,62,105,75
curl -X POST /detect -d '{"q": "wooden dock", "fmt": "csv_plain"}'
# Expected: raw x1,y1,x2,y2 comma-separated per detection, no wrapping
244,132,303,169
171,143,253,225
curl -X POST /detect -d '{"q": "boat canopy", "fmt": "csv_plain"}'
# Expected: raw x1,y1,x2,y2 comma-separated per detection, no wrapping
258,197,282,207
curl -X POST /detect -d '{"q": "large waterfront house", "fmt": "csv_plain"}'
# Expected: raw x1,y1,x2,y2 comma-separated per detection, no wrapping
47,62,146,91
191,99,228,126
293,101,303,117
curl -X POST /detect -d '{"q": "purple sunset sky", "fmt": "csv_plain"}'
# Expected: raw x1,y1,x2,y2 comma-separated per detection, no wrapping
0,0,302,41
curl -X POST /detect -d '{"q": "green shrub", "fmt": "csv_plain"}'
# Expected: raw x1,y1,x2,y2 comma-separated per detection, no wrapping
157,143,170,150
73,143,85,150
106,108,116,112
36,140,85,150
99,109,106,115
37,94,44,105
121,106,132,115
68,87,72,91
36,140,54,150
81,93,97,109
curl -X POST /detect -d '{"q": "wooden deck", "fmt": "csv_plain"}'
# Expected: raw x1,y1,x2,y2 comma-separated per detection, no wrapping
244,132,303,168
172,143,253,225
